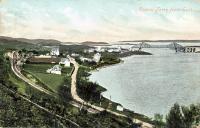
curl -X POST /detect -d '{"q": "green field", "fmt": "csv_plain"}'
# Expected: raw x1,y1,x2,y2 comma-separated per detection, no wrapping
23,64,72,92
8,73,27,95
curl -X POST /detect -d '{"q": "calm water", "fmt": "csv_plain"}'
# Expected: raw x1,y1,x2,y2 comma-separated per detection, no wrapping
89,48,200,117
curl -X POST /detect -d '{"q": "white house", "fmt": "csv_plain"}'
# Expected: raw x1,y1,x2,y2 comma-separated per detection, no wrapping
46,65,62,75
35,55,52,58
93,53,101,63
50,47,60,56
95,47,101,52
108,49,114,53
80,57,93,62
95,47,106,52
116,105,124,111
115,46,122,52
59,58,70,67
89,48,95,53
71,53,80,57
87,48,96,53
107,47,121,53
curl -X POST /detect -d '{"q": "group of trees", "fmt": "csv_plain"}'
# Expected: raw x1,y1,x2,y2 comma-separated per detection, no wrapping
154,103,200,128
77,79,102,101
99,53,121,66
166,103,200,128
20,48,50,55
59,45,91,55
76,67,106,102
0,86,67,127
75,52,121,69
57,84,72,102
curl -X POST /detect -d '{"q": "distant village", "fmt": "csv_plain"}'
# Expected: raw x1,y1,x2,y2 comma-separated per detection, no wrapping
24,45,128,75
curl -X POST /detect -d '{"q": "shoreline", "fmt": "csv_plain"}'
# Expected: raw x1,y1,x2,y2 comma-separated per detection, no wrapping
88,54,153,121
91,54,138,71
91,60,124,71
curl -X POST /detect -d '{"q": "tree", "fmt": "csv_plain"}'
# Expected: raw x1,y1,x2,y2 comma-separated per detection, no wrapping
154,114,165,128
182,106,193,128
166,103,185,128
58,85,72,102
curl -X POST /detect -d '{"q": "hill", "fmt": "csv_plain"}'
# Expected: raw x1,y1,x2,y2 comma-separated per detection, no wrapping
119,40,200,43
0,36,64,45
81,41,109,46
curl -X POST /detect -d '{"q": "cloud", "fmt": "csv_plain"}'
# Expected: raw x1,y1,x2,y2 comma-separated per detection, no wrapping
62,7,97,32
0,0,200,42
0,13,3,32
0,0,6,4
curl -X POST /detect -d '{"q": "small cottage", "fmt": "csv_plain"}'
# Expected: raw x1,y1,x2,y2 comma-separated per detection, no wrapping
46,65,62,75
59,58,70,67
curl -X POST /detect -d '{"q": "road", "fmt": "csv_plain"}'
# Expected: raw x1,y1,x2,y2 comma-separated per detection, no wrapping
68,56,105,112
9,51,54,95
68,55,154,128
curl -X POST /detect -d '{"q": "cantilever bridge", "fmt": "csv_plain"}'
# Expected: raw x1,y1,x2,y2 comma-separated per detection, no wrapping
130,42,185,52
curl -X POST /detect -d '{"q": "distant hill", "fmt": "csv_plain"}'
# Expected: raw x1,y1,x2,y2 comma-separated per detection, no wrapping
0,36,110,46
0,37,35,49
119,40,200,43
81,41,109,46
0,36,64,46
2,36,200,47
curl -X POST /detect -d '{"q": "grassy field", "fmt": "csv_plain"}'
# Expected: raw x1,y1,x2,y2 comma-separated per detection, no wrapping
23,64,72,92
8,73,27,95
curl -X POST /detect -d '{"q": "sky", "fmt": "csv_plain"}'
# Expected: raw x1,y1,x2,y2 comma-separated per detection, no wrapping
0,0,200,42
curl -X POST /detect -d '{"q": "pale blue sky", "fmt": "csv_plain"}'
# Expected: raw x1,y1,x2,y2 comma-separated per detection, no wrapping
0,0,200,42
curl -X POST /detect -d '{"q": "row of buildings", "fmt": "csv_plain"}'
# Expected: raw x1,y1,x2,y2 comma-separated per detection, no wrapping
49,44,200,55
27,56,70,66
27,46,102,75
84,46,122,53
27,46,70,75
27,56,70,75
27,45,102,75
80,53,101,63
84,44,200,53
